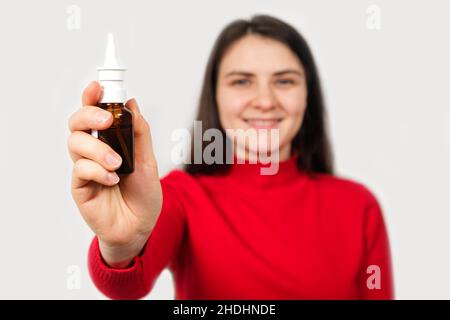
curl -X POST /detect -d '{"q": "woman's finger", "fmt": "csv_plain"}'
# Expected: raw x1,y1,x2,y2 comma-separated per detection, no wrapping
67,131,122,170
82,81,102,106
68,105,113,133
72,158,120,190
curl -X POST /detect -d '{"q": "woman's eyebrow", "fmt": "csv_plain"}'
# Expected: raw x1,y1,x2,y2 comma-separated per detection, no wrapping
273,69,303,77
224,69,303,78
224,71,255,78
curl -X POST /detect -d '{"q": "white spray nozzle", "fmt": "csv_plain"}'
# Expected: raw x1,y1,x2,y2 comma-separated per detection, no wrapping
97,32,127,103
103,33,121,69
98,32,125,71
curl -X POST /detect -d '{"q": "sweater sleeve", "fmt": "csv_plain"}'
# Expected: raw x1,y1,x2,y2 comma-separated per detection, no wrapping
87,170,187,300
358,196,395,300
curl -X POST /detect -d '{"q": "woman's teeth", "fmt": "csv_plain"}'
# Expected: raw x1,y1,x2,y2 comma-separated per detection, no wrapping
244,118,282,127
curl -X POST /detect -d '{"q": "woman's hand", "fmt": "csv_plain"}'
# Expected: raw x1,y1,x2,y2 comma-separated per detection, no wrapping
67,81,162,267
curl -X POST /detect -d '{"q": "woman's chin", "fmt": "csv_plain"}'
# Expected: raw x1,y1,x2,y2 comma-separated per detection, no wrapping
235,145,284,161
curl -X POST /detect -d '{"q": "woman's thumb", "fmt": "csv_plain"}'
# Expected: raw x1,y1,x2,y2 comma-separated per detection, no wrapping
125,98,157,167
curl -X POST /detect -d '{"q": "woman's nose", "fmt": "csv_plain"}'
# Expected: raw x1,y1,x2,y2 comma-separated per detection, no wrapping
252,85,277,111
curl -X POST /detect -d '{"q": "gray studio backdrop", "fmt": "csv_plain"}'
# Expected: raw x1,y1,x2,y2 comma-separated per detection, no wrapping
0,0,449,299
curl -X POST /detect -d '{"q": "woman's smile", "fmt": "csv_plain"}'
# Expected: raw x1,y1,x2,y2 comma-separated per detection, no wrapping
242,117,284,129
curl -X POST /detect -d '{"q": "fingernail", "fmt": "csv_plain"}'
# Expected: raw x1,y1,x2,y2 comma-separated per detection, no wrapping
96,110,111,123
107,172,120,184
106,153,121,167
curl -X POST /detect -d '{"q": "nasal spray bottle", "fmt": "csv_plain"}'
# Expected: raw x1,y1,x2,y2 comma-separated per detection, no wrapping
93,33,134,175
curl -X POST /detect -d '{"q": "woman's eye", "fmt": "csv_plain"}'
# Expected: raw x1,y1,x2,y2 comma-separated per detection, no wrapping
276,79,295,86
231,79,250,86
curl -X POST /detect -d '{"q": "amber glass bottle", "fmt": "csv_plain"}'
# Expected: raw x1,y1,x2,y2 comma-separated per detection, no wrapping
97,102,134,175
95,33,134,175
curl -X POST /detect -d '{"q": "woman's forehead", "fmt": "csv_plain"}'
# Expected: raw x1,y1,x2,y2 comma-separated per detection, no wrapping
219,35,303,76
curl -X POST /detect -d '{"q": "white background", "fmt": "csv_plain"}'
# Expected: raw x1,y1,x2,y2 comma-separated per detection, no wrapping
0,0,449,299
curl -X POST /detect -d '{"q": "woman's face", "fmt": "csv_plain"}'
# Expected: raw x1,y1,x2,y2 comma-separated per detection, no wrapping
216,34,308,162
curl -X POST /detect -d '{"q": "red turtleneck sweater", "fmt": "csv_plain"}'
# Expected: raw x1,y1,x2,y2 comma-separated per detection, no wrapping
88,155,394,299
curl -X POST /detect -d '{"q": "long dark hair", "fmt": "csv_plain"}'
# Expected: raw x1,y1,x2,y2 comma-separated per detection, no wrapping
184,14,334,176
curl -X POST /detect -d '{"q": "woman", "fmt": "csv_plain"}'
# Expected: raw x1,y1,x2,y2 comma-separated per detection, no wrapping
67,15,394,299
